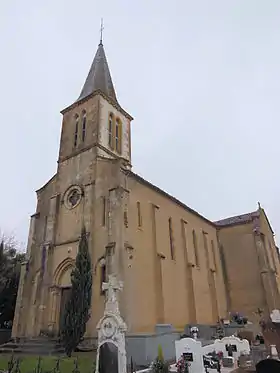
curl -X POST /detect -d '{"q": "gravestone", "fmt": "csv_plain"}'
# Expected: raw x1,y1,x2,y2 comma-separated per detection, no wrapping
238,353,253,369
213,335,250,359
175,337,204,373
221,356,234,368
95,275,127,373
270,344,279,360
270,309,280,323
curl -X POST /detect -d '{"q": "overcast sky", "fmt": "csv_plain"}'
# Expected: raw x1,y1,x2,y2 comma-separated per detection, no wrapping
1,0,280,248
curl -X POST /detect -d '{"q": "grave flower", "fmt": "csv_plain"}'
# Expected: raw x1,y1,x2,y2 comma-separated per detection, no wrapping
176,355,190,373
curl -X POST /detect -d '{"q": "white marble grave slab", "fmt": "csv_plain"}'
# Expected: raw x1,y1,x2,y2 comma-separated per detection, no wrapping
175,338,204,373
213,336,250,359
270,309,280,323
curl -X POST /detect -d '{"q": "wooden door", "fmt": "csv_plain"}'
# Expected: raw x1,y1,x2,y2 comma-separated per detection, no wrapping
59,287,71,333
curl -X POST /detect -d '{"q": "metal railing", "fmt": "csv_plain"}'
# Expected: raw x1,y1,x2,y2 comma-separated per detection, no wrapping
3,355,96,373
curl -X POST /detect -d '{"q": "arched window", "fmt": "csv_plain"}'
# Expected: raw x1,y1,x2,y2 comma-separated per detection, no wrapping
74,115,79,147
82,111,86,142
168,217,175,260
115,118,122,154
192,229,199,267
108,113,114,149
211,240,217,271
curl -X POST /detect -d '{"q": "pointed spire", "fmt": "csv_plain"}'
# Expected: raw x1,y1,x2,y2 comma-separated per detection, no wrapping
77,41,117,103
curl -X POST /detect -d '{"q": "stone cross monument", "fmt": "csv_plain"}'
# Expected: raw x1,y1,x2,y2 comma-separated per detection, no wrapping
95,275,127,373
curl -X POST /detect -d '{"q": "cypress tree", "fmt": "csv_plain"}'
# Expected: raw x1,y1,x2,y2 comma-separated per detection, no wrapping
61,226,92,356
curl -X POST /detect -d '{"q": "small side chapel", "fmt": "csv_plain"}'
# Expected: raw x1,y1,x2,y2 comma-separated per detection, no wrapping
11,35,280,340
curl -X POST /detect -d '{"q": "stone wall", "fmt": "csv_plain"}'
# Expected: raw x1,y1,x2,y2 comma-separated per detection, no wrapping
126,325,180,367
127,173,228,330
217,208,280,321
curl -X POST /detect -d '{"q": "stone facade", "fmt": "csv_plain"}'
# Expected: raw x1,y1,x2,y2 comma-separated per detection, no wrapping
12,41,280,339
217,208,280,321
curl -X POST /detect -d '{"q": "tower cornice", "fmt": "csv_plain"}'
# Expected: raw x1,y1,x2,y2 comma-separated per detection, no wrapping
60,90,133,121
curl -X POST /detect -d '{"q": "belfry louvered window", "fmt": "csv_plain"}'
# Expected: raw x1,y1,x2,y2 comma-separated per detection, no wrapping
82,111,86,142
108,113,114,149
74,115,79,147
115,118,122,154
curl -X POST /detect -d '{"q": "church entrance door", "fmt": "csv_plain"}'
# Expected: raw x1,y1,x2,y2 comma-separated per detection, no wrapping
59,286,72,334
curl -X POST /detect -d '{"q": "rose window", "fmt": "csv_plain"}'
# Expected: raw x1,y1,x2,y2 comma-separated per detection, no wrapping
64,185,83,209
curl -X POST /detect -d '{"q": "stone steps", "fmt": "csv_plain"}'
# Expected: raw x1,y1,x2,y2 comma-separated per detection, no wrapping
0,337,64,355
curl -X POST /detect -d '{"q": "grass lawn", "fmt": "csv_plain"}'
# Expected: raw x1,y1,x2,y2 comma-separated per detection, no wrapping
0,352,96,372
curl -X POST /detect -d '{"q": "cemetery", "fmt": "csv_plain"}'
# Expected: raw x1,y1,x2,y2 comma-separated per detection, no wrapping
1,271,280,373
0,222,280,373
0,227,280,373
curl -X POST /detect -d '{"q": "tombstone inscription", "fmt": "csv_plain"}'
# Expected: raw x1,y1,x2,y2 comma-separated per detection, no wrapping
183,352,193,362
225,343,237,356
98,342,118,373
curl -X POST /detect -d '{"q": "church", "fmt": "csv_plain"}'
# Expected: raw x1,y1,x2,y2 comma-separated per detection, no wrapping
12,38,280,340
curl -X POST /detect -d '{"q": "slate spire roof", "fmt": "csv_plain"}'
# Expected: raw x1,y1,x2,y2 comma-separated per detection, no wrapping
77,41,117,103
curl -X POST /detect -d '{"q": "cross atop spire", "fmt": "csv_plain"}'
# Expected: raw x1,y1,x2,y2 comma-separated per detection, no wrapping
99,18,104,45
77,33,117,103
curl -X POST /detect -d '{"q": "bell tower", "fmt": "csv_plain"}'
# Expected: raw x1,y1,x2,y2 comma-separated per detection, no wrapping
56,37,134,327
12,30,135,339
58,39,133,168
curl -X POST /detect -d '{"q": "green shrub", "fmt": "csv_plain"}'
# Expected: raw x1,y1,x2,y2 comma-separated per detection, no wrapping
151,345,169,373
60,226,92,357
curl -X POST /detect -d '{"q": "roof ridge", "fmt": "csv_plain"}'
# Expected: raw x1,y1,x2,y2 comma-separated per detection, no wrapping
215,209,259,223
215,209,259,227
